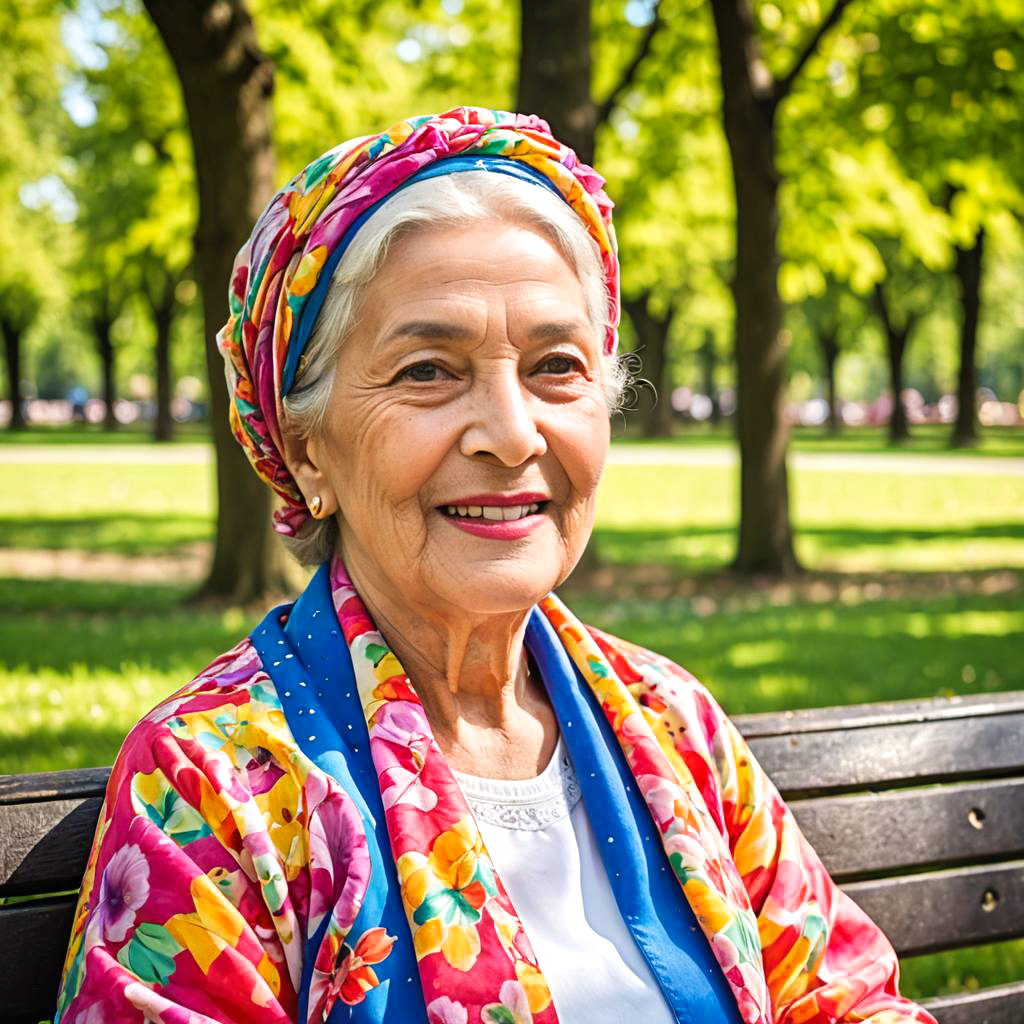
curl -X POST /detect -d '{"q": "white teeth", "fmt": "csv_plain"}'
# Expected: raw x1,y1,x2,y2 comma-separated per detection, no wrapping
445,502,544,521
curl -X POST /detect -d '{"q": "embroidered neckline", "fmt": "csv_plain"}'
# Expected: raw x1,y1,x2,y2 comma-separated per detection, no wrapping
453,737,582,831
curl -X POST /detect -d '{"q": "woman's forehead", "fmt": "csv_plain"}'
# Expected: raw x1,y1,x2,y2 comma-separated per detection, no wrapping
356,224,593,342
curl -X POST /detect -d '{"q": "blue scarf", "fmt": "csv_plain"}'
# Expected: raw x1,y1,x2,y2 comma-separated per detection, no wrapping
251,564,741,1023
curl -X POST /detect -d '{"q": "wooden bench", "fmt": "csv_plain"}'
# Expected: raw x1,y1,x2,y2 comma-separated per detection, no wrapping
2,691,1022,1023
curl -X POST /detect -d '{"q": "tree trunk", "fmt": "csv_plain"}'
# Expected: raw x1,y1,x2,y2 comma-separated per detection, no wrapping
144,0,291,602
710,0,798,575
951,226,985,448
624,294,674,437
151,279,176,443
699,327,721,425
1,316,25,430
517,0,595,163
885,330,909,443
92,312,117,431
817,327,840,434
873,283,913,445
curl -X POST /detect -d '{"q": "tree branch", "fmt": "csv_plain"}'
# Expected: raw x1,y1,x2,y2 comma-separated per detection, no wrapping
773,0,853,104
595,1,664,128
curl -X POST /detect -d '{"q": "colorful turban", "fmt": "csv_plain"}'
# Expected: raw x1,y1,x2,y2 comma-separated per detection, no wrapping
217,106,620,536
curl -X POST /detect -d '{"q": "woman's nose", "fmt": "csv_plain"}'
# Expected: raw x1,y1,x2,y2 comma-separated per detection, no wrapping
459,367,547,466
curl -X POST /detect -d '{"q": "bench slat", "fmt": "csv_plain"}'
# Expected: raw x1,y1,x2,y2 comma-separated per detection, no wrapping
922,980,1024,1024
747,712,1024,797
790,779,1024,881
843,861,1024,958
0,796,102,897
0,767,109,806
0,896,76,1022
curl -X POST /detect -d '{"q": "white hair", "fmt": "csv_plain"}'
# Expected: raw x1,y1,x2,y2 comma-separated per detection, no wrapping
280,170,628,565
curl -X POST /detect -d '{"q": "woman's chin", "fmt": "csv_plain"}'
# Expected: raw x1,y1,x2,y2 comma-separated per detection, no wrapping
424,544,570,615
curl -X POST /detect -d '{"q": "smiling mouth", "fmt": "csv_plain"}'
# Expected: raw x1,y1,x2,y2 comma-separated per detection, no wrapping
441,502,547,522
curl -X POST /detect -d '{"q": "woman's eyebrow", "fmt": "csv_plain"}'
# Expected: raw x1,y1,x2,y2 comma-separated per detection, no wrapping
528,319,592,342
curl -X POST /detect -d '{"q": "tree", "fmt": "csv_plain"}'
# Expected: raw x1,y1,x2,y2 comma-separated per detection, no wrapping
0,283,41,430
144,0,292,601
842,0,1024,446
789,277,866,434
706,0,855,574
872,275,926,443
64,4,196,441
0,0,64,429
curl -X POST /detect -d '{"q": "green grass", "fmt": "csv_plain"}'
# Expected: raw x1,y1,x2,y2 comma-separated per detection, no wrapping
0,462,213,554
596,464,1024,573
0,579,256,773
607,422,1024,457
899,939,1024,1000
4,458,1022,572
568,590,1022,714
0,423,210,444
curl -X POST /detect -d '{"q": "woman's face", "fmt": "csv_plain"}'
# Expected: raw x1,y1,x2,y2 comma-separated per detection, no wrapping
300,219,610,618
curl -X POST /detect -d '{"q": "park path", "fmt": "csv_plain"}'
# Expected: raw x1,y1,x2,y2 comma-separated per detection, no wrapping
1,442,1022,475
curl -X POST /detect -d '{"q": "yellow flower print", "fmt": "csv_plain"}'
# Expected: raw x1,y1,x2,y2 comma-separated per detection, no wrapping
289,246,327,297
515,960,553,1015
256,774,306,879
166,874,247,974
396,818,497,973
429,816,482,890
682,877,732,934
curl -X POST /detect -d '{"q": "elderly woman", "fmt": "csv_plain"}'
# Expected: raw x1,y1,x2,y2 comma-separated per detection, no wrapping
56,108,933,1024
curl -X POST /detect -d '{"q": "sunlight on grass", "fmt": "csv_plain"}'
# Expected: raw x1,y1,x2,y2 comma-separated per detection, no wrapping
594,465,1024,573
569,594,1024,715
900,939,1024,1000
0,462,214,554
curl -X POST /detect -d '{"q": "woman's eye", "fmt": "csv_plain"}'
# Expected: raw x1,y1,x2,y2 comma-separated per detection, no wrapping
397,362,445,383
536,355,580,375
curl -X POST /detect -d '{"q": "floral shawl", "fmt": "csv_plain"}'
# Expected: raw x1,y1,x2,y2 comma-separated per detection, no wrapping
55,559,934,1024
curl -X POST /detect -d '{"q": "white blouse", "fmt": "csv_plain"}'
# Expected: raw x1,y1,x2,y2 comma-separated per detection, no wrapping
454,738,675,1024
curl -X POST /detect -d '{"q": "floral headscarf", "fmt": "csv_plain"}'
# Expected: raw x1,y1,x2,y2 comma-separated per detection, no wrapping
216,106,620,537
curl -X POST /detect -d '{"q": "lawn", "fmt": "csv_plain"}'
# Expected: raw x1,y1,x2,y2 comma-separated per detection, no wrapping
1,430,1022,1000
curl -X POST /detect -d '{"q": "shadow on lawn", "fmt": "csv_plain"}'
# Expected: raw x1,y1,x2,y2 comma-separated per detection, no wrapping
594,521,1024,548
3,574,1021,714
0,723,134,773
0,514,210,556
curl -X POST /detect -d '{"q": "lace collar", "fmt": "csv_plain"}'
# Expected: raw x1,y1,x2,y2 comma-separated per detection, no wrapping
453,736,582,831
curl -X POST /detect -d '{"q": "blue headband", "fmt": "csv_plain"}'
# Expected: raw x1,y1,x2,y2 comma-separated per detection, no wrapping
280,155,565,398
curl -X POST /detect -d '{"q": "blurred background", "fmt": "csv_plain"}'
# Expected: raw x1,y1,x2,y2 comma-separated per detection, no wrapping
0,0,1022,997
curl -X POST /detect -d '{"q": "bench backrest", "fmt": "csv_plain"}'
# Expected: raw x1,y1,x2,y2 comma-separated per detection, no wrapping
2,691,1023,1023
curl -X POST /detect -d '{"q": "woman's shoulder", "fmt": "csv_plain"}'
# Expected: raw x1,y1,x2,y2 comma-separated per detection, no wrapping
104,634,310,808
117,636,282,752
582,622,737,748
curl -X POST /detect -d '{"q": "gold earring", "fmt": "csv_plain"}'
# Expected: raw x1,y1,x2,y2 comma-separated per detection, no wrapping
309,495,323,518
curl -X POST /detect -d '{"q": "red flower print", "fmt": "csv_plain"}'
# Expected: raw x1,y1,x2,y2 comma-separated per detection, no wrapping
329,927,396,1008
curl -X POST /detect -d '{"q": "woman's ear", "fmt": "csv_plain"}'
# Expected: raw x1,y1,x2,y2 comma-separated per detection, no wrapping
280,428,339,519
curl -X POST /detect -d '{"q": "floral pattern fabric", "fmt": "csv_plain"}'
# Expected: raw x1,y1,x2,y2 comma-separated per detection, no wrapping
56,558,934,1024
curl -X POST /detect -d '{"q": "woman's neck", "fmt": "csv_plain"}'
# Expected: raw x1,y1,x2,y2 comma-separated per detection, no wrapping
341,549,557,778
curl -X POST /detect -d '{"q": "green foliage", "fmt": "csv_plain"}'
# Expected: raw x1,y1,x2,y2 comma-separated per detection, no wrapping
0,0,67,337
61,1,197,389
